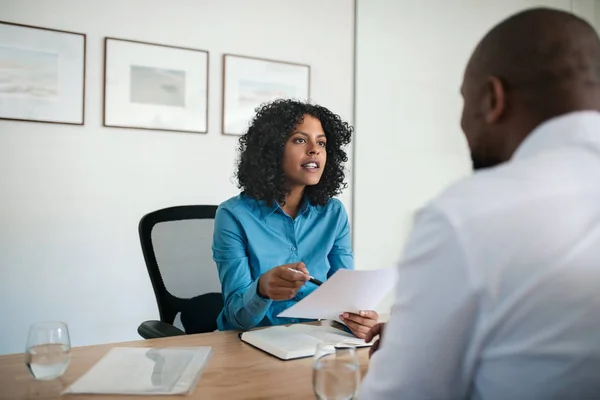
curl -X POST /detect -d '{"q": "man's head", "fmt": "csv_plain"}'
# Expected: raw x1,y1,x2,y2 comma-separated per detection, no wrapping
461,8,600,170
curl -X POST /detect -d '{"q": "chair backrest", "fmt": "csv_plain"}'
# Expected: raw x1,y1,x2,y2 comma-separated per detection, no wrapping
139,205,222,327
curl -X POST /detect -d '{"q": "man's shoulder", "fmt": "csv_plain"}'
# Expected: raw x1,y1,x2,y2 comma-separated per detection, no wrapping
426,163,528,225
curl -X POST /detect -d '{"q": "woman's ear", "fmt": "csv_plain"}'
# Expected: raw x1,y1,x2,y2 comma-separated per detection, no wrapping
485,76,506,124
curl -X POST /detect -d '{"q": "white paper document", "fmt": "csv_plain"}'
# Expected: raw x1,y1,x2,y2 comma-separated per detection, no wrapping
63,346,212,395
278,268,397,321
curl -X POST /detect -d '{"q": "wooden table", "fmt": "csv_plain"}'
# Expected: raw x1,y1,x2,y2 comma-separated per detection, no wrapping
0,327,370,399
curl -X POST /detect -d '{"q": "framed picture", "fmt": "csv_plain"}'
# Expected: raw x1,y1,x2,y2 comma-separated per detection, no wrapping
0,21,86,125
222,54,310,135
103,38,208,134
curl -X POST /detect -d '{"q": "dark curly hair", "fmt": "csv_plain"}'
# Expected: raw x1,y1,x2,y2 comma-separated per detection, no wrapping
236,99,353,206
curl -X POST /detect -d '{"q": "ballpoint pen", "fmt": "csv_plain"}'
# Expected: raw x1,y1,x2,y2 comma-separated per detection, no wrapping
287,267,323,286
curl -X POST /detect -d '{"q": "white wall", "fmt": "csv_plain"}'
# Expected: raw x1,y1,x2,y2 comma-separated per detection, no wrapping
354,0,600,312
0,0,354,355
571,0,600,26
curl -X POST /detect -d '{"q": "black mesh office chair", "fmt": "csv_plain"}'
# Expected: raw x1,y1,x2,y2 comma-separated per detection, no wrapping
137,205,224,339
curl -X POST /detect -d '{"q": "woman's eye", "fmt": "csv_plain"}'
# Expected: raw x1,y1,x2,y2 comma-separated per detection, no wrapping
318,142,327,147
294,138,305,143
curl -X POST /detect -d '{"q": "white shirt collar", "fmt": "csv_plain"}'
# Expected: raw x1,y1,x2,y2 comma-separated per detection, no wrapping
513,110,600,161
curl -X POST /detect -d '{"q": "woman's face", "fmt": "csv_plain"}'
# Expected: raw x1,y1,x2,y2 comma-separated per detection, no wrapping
282,114,327,188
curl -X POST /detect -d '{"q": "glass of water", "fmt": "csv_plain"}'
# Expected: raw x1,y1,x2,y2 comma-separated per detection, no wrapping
25,321,71,380
313,342,360,400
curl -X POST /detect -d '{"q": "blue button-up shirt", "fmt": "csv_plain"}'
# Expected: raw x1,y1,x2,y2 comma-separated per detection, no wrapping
212,193,354,331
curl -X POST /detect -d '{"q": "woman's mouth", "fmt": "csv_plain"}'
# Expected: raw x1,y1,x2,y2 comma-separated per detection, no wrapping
301,162,320,171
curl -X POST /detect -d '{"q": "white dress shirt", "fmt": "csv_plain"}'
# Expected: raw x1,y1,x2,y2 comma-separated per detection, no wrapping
359,111,600,400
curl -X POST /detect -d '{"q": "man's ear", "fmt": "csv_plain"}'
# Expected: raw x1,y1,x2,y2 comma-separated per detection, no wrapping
485,76,506,123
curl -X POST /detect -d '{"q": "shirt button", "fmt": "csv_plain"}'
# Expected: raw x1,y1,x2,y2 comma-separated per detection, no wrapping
291,246,296,251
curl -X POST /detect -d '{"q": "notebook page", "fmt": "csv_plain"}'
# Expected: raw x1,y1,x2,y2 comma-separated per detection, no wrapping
289,324,372,347
242,326,323,354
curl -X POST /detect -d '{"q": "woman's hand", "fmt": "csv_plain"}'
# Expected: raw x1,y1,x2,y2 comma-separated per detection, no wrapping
339,310,379,339
258,262,309,300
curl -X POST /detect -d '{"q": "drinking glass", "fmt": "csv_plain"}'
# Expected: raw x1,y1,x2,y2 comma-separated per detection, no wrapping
313,342,360,400
25,321,71,380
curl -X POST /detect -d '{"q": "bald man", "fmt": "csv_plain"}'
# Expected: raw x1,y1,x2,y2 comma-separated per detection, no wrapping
359,8,600,400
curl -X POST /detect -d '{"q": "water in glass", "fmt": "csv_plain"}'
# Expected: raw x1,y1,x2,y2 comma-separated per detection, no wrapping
313,343,360,400
25,321,71,380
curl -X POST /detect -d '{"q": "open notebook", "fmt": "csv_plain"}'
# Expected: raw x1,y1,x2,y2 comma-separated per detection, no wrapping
240,323,372,360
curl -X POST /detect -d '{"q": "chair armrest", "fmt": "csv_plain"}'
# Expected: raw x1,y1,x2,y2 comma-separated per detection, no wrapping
138,320,186,339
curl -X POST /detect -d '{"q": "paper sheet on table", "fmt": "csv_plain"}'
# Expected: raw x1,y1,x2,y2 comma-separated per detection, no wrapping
278,268,397,321
62,346,212,395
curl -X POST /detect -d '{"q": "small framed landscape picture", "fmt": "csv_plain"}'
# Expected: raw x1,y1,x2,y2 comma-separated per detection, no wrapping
222,54,310,135
0,21,86,125
103,38,208,134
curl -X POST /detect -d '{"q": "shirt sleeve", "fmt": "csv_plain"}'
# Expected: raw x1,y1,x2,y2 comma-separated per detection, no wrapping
359,206,479,400
327,202,355,277
212,206,272,330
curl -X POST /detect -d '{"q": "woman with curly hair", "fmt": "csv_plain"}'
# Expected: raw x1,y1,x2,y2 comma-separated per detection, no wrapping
212,99,378,337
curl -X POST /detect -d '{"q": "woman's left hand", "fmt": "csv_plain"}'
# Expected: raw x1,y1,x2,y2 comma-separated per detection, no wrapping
339,310,379,339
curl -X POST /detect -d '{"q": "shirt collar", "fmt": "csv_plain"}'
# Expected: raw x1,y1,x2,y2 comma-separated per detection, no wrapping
513,110,600,161
257,195,315,220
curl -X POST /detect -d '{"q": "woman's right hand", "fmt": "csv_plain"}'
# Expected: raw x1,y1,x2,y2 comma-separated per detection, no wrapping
258,262,309,300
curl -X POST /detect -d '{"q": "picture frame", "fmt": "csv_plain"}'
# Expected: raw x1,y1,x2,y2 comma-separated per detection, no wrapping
0,21,86,125
103,37,208,134
222,54,310,136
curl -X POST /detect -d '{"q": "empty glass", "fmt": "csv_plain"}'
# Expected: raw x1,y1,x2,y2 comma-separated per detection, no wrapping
313,343,360,400
25,321,71,380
